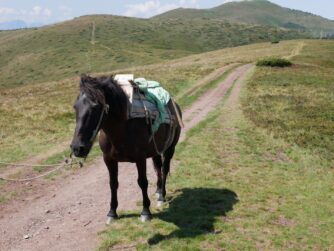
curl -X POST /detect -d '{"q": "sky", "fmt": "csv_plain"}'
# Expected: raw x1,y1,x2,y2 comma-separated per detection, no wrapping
0,0,333,24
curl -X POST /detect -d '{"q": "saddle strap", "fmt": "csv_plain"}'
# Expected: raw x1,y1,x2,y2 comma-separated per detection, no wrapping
133,82,150,125
149,103,176,156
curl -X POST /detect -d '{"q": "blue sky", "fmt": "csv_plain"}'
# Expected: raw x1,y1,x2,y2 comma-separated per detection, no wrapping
0,0,333,24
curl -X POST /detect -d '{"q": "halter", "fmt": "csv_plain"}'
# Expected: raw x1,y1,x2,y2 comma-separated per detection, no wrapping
89,103,110,144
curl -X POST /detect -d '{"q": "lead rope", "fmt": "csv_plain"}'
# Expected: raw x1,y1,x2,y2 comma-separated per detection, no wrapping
0,156,83,182
0,104,109,183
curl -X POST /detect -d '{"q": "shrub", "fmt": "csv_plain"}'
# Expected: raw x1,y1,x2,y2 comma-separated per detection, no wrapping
256,58,292,67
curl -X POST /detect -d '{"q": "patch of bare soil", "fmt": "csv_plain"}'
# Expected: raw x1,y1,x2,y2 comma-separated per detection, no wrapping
0,64,252,251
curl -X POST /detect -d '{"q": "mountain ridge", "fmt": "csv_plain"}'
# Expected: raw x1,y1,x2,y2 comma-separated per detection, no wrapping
154,0,334,37
0,20,27,30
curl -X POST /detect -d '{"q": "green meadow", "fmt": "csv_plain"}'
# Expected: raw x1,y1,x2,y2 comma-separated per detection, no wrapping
98,40,334,250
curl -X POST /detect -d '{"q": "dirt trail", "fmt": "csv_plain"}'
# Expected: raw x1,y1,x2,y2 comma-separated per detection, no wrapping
0,64,252,251
285,41,305,60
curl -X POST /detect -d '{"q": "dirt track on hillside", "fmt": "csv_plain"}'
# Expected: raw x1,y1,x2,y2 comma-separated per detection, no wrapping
0,64,253,251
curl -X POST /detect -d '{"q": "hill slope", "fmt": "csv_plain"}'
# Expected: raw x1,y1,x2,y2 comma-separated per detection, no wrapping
155,0,334,37
0,15,307,88
0,40,306,163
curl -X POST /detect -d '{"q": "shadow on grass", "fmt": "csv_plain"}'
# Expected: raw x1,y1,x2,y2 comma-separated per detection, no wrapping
148,187,238,245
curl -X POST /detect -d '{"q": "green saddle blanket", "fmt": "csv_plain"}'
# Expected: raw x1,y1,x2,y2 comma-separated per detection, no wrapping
134,78,171,132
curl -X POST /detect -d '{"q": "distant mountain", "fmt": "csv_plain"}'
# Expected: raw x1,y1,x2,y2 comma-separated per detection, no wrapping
29,22,45,28
0,20,27,30
154,0,334,37
0,20,47,30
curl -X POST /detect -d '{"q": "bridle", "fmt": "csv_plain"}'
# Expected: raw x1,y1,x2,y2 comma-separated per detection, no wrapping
70,103,109,160
89,103,110,144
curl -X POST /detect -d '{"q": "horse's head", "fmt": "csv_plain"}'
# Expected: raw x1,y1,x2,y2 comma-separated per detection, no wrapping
70,74,108,158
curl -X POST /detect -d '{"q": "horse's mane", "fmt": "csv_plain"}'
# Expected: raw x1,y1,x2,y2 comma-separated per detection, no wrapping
80,74,128,118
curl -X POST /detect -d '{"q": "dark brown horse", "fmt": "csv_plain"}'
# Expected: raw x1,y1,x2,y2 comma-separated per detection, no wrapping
70,74,182,223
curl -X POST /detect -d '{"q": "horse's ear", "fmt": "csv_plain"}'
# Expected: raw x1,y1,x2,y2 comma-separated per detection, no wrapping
100,75,114,87
105,75,114,83
104,75,114,83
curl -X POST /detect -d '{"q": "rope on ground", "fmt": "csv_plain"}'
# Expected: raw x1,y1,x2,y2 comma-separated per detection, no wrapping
0,161,65,167
0,158,83,182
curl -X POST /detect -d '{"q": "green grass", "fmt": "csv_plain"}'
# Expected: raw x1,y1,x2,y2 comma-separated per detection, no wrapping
243,40,334,161
177,64,239,108
0,40,303,165
98,57,334,250
0,15,307,89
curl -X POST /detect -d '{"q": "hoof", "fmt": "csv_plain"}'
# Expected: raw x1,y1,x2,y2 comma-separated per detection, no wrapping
106,216,118,225
140,214,152,223
157,201,164,208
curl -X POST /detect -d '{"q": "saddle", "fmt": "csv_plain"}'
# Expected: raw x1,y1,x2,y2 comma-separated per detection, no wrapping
114,74,176,130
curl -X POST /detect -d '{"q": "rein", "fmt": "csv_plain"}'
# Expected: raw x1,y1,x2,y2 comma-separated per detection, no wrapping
89,103,109,144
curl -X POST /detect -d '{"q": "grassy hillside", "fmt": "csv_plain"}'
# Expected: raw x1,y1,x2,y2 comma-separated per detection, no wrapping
0,40,302,164
98,39,334,250
155,0,334,37
1,39,333,249
243,40,334,161
0,15,307,88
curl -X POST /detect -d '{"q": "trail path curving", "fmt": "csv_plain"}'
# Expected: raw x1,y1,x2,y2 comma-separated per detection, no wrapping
0,64,253,251
285,41,305,60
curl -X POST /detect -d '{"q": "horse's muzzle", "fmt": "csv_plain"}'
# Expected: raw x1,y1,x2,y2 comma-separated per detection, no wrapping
70,144,90,158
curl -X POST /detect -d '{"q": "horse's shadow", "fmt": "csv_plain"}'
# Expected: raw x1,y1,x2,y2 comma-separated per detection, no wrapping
148,187,238,245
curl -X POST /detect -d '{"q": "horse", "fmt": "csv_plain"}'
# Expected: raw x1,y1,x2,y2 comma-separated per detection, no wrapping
70,74,182,223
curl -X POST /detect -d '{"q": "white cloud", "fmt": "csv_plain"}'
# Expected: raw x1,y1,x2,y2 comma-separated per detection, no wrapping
43,8,52,17
57,5,73,21
32,6,42,15
0,5,53,23
0,7,16,15
124,0,200,18
30,6,52,17
59,5,72,13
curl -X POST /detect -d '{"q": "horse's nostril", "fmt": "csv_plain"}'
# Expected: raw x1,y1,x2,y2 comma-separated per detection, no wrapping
79,146,85,153
73,147,79,155
72,146,86,156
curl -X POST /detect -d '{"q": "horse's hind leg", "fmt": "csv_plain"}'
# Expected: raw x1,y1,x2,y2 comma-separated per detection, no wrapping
136,159,152,222
104,155,119,224
152,155,163,198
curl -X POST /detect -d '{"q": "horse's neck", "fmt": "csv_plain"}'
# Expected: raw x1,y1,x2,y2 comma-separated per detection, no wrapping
101,88,128,142
101,114,126,142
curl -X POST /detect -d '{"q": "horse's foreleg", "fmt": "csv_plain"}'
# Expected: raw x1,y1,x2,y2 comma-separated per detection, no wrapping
136,159,152,222
152,156,163,198
104,155,119,224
